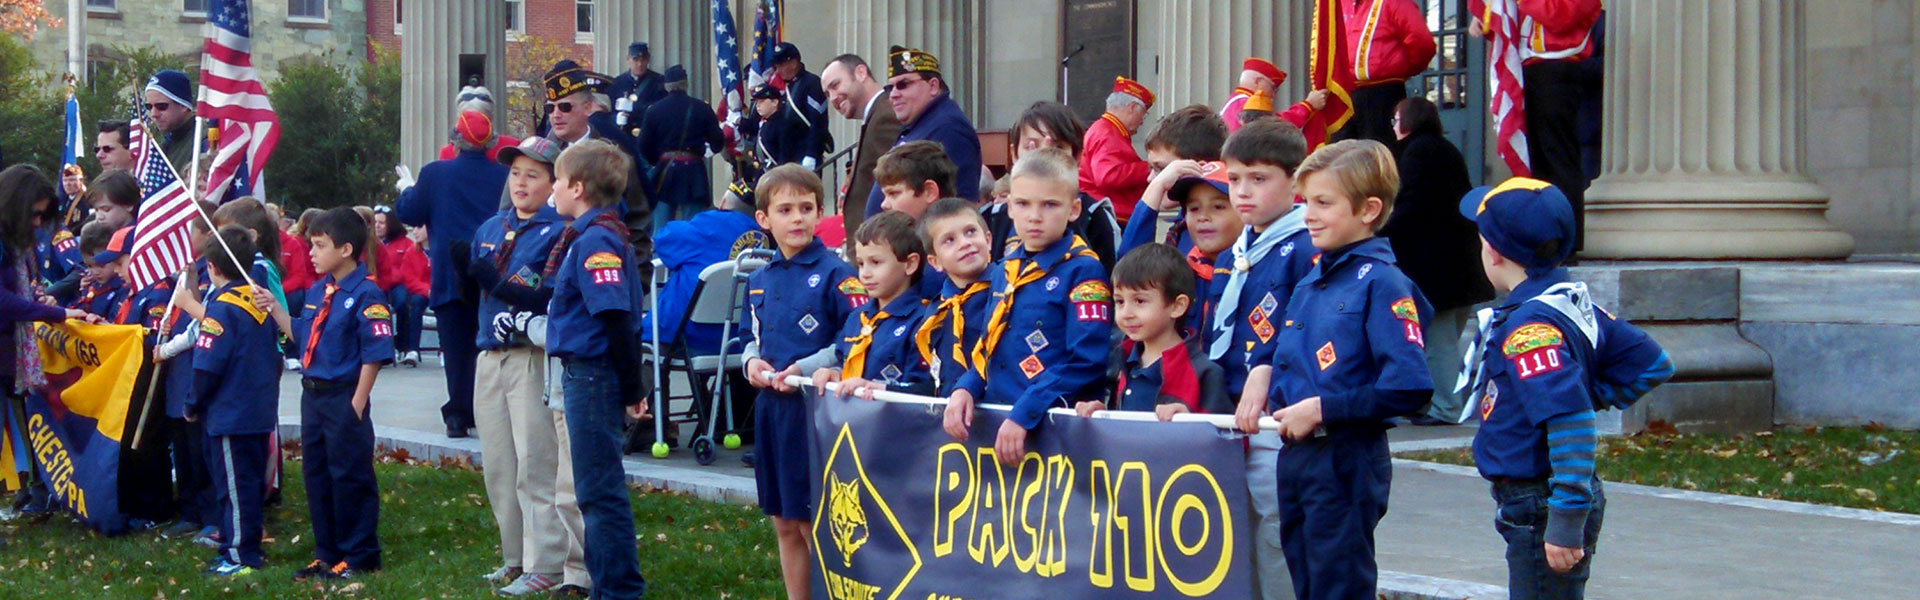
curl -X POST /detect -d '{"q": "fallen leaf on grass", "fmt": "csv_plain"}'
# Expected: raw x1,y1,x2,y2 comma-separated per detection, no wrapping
1712,449,1738,459
1854,488,1878,502
1782,472,1795,484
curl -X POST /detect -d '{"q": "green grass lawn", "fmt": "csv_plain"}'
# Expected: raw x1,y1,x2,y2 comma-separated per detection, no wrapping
1401,426,1920,515
0,455,783,599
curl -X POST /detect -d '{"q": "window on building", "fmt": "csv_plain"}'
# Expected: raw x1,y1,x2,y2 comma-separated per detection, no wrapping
183,0,207,16
393,0,402,34
575,0,594,34
87,0,116,11
289,0,326,21
507,0,525,36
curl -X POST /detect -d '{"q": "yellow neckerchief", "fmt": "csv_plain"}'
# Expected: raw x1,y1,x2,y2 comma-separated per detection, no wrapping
1100,113,1131,138
842,305,893,380
215,284,268,325
915,279,990,373
972,236,1099,369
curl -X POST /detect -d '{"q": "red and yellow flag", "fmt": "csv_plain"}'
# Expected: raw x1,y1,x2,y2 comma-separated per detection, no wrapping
1306,0,1358,149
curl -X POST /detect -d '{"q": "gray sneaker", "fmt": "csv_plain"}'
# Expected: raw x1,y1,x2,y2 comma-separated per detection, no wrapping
497,572,560,596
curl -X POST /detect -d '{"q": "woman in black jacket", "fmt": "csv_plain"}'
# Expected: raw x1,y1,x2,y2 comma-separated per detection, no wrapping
1383,97,1494,424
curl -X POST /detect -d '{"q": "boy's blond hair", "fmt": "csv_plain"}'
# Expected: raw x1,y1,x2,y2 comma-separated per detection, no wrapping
754,163,825,213
554,139,631,208
1295,139,1400,231
1007,146,1078,191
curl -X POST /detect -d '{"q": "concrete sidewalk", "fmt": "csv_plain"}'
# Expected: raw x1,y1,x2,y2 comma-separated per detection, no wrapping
280,362,1920,599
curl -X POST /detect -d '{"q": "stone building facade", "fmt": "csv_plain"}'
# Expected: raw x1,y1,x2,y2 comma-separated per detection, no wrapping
30,0,368,80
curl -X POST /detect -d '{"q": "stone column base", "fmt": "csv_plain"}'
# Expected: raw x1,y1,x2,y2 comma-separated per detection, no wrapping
1585,178,1856,260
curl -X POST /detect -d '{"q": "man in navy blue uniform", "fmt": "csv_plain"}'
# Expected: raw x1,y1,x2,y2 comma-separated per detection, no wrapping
534,59,654,254
187,227,280,577
769,42,832,170
1267,141,1434,600
608,42,667,138
261,209,394,580
866,45,983,216
745,83,815,171
1459,177,1673,599
541,140,650,599
637,65,725,231
398,109,508,439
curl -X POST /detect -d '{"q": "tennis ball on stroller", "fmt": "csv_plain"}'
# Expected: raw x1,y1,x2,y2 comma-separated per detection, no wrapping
723,433,741,449
651,442,670,458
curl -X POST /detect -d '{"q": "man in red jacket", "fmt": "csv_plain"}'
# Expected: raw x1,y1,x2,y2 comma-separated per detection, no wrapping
1220,57,1284,133
1333,0,1436,145
1080,76,1155,224
1471,0,1603,249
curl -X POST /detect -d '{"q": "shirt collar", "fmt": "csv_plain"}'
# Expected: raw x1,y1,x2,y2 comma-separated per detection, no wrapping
775,238,830,267
1008,234,1079,273
319,263,370,289
509,205,565,228
565,207,610,232
559,127,592,146
1318,236,1396,277
874,285,926,316
861,89,885,121
901,92,955,131
1500,268,1573,309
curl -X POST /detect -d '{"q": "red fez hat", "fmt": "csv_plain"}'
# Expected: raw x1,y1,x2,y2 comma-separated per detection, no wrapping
1112,76,1155,108
1242,58,1286,86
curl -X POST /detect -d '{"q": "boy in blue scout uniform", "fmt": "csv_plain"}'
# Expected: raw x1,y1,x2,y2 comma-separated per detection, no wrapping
34,222,82,300
739,164,868,599
1266,140,1435,600
1458,178,1674,599
184,227,279,577
69,222,128,317
1158,161,1240,341
1074,243,1230,419
1116,105,1230,259
941,148,1111,467
255,207,394,580
913,198,995,398
811,210,935,397
870,141,959,301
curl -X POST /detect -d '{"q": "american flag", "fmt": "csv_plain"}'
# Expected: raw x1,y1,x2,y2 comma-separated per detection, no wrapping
748,0,781,90
1485,0,1532,176
197,0,279,203
125,123,197,291
713,0,745,133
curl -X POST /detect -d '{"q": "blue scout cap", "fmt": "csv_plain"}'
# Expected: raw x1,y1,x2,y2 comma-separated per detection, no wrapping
1459,177,1577,270
628,42,649,58
664,65,688,84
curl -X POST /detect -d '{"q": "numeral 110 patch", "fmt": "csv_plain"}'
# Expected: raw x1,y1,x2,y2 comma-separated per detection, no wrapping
1512,347,1562,379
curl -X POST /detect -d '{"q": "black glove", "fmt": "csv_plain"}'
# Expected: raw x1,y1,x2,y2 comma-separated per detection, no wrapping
467,254,503,294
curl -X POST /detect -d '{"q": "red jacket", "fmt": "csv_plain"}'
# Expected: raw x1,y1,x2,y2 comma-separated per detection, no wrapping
1472,0,1601,64
1079,114,1152,223
1344,0,1437,86
279,229,317,295
380,236,431,297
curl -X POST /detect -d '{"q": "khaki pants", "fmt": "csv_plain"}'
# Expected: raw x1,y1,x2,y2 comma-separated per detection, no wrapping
476,347,582,578
1246,433,1296,600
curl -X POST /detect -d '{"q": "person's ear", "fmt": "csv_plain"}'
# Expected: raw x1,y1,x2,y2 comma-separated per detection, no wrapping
923,251,945,274
1361,196,1384,226
906,252,923,277
1169,293,1192,319
754,210,771,231
917,179,939,200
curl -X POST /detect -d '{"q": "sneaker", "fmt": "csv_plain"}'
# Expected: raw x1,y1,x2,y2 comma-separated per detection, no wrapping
548,584,590,598
292,559,333,581
193,527,223,549
163,521,202,537
128,518,163,532
329,561,362,579
208,559,256,578
482,565,523,586
402,350,421,367
498,572,560,596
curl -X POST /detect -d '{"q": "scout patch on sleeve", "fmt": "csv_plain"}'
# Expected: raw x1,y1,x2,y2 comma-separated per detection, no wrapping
1391,297,1424,348
364,303,394,338
585,251,624,285
837,276,870,308
1503,323,1566,380
53,230,76,251
1070,280,1111,322
1248,307,1275,342
1020,355,1045,379
196,318,224,349
1316,341,1337,371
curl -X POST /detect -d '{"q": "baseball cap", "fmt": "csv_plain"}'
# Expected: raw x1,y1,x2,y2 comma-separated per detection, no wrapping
497,136,563,167
1167,161,1231,207
93,226,134,264
1459,177,1576,270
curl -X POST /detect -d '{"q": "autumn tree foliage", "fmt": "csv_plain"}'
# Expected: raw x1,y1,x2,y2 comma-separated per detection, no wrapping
1,0,61,38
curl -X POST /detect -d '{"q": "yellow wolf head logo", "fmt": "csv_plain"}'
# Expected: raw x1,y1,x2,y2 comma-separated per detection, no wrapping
828,472,870,566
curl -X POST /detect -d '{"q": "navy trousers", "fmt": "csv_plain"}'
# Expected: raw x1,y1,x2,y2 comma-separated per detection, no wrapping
436,301,479,429
301,381,383,569
208,432,269,567
1277,431,1393,600
171,417,216,527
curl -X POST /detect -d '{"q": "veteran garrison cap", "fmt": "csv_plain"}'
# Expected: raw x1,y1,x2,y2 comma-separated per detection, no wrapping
887,45,941,79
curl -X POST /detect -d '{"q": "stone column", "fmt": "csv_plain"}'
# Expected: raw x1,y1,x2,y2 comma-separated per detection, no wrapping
836,0,981,116
1154,0,1313,120
1583,0,1854,259
399,2,506,172
596,0,715,102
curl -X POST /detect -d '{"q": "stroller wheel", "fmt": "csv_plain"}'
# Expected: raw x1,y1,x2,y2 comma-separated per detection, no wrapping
722,433,742,450
692,436,716,466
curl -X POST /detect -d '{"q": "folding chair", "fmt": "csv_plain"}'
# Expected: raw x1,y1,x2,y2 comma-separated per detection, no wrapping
678,248,773,465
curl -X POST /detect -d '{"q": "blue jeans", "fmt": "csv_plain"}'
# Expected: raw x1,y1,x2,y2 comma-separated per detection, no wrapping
1494,478,1605,600
562,356,647,599
389,288,427,353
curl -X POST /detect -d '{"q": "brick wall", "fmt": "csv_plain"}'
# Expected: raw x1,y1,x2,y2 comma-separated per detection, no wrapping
363,0,596,68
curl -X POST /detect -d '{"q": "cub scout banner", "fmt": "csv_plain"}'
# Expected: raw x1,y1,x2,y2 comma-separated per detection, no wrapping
19,322,147,533
809,391,1254,600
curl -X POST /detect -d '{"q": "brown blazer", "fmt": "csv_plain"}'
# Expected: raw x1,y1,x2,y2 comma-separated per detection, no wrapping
841,96,902,250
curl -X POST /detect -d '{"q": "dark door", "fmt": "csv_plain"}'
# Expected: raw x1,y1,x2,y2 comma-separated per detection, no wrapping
1408,0,1487,185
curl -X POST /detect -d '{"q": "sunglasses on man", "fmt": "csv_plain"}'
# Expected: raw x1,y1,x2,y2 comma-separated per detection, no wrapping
545,101,579,114
144,102,174,113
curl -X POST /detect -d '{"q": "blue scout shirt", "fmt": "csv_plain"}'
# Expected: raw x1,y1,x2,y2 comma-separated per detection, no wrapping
35,226,81,287
745,239,866,373
1268,237,1434,430
293,265,396,383
472,206,566,350
1114,336,1229,413
164,261,212,419
546,208,645,360
865,92,983,215
1116,200,1195,259
122,276,174,327
1187,258,1228,340
1218,228,1318,396
954,235,1111,429
74,276,129,318
832,286,933,395
1472,270,1672,480
917,277,993,398
191,282,280,436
